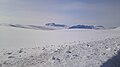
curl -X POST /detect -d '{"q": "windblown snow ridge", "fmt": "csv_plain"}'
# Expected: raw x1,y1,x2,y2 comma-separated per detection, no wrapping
0,37,120,67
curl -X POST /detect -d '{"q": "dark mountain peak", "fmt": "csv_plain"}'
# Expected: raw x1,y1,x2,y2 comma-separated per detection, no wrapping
45,23,68,27
69,25,95,29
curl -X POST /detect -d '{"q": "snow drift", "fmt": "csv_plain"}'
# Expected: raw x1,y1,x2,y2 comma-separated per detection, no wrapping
115,27,120,30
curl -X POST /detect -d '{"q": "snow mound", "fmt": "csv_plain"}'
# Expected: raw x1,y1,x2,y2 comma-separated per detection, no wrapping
115,27,120,30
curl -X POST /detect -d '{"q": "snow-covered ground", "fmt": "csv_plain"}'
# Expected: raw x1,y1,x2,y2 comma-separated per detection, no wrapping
114,27,120,30
0,25,120,48
0,25,120,67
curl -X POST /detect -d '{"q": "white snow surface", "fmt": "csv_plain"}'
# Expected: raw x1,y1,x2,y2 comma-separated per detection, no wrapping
114,27,120,30
0,25,120,67
0,25,120,48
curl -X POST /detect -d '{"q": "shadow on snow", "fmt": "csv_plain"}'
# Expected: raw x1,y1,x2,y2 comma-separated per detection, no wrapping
101,50,120,67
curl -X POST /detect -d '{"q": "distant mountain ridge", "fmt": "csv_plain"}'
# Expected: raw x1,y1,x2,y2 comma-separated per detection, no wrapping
45,23,105,29
0,24,55,30
0,23,105,30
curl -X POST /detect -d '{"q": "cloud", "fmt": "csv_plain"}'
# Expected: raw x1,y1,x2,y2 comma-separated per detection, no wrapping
0,0,13,3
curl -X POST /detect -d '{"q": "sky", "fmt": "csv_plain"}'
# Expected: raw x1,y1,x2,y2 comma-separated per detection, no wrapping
0,0,120,27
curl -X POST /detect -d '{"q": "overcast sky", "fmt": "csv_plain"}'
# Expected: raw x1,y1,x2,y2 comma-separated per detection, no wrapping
0,0,120,27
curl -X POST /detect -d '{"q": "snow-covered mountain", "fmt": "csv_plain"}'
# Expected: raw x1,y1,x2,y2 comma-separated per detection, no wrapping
45,23,69,29
0,24,55,30
45,23,67,27
95,25,105,29
0,23,67,30
45,23,105,29
0,23,105,30
69,25,105,29
45,23,104,29
69,25,95,29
